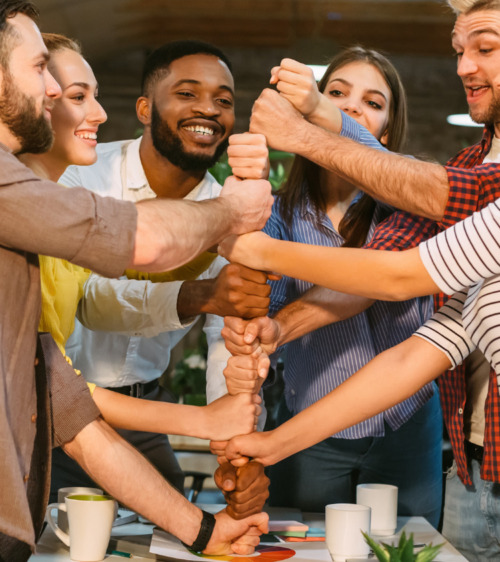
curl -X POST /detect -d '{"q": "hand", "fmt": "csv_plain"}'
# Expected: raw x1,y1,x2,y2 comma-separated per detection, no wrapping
223,354,269,395
270,58,322,117
219,176,273,235
222,316,281,356
228,133,270,180
214,461,270,520
218,231,273,271
207,263,271,318
205,509,269,555
224,432,277,467
204,393,262,440
249,89,306,152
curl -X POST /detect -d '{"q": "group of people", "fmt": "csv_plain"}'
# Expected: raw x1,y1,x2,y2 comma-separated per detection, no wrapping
3,0,500,561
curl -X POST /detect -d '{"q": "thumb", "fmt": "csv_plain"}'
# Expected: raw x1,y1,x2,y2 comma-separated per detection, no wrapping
243,319,262,344
243,512,269,533
214,461,237,491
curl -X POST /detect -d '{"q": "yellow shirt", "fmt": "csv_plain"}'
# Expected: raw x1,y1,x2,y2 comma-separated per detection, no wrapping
38,255,96,395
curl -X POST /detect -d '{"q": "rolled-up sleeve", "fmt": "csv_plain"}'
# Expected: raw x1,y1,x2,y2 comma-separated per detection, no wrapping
0,151,136,278
38,333,101,447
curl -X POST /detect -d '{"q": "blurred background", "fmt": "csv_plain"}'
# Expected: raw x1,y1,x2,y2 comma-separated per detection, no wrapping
36,0,482,163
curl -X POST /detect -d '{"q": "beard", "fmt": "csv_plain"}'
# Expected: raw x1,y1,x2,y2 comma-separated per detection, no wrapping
150,103,228,172
0,70,53,154
469,91,500,127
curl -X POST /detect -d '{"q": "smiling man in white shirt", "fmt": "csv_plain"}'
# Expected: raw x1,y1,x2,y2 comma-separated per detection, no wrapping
53,40,271,499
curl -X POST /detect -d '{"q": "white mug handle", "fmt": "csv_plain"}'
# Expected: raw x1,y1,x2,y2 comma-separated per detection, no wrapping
45,502,70,547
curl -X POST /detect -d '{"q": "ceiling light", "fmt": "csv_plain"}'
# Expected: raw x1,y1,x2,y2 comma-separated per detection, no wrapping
446,114,483,127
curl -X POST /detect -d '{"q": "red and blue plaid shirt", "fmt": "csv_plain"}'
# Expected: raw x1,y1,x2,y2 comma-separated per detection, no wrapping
366,126,500,485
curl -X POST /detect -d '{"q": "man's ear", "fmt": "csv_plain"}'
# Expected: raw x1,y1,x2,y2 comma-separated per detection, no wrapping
136,96,151,126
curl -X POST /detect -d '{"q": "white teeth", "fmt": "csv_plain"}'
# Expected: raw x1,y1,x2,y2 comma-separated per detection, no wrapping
76,132,97,140
184,125,215,136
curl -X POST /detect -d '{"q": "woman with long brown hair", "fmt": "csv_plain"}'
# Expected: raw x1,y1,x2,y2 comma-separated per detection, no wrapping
254,47,443,523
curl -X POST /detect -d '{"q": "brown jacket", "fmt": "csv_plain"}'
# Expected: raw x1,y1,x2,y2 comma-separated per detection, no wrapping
0,144,137,552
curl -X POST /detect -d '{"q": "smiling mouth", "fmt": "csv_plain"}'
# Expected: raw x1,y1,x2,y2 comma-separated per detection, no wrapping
182,125,215,136
75,132,97,140
467,85,489,98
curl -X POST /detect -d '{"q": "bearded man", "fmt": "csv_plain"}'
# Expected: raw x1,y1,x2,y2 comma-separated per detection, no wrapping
52,40,270,514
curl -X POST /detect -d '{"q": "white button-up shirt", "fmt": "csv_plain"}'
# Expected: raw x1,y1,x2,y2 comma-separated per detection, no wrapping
62,137,230,402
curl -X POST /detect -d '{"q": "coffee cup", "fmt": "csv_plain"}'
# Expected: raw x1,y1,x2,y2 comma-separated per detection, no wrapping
356,483,398,536
325,503,371,561
56,486,103,533
46,494,116,562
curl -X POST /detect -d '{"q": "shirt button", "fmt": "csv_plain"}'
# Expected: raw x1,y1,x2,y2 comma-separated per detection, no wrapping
34,358,39,366
31,414,37,423
458,408,464,415
24,474,29,483
290,389,296,396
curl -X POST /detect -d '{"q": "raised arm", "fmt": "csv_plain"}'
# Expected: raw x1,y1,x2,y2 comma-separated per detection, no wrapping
249,89,448,220
132,175,273,272
219,231,438,302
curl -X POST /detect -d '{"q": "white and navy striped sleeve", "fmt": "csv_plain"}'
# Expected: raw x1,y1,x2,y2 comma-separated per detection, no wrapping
419,199,500,295
414,290,475,370
340,113,389,152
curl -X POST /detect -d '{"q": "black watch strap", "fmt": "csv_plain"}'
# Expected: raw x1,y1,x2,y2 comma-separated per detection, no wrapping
184,510,216,552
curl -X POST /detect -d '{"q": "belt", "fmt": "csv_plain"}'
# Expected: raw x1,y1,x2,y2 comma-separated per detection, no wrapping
465,439,484,465
109,378,159,398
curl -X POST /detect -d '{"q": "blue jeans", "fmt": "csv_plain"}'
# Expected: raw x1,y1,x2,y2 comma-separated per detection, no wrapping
442,459,500,561
269,390,443,527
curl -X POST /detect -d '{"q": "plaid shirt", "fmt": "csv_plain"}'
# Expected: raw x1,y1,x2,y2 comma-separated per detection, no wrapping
366,126,500,485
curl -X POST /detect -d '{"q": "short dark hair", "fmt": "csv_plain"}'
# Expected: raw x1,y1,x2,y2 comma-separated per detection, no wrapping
141,39,232,96
0,1,39,69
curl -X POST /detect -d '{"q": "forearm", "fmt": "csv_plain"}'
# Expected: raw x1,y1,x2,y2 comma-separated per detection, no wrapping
291,121,449,220
177,278,217,321
307,94,343,133
259,241,439,301
92,388,208,438
268,336,449,463
274,288,374,346
132,198,234,272
63,418,202,545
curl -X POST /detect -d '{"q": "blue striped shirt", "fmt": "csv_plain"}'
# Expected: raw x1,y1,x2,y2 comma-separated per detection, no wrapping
264,113,435,439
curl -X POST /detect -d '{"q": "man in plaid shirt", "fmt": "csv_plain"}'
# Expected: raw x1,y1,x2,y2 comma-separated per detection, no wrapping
221,1,500,559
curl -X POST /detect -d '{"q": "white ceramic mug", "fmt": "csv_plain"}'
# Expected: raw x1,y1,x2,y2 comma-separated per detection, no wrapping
356,483,398,536
325,503,371,561
45,494,116,562
56,486,103,533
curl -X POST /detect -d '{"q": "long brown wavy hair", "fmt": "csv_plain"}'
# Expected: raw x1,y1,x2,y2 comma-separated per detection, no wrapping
277,46,408,248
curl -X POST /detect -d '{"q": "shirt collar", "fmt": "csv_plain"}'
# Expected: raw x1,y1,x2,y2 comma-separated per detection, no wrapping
480,126,495,157
124,136,149,191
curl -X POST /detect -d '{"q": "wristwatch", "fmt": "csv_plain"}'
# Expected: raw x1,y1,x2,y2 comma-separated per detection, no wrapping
184,510,216,552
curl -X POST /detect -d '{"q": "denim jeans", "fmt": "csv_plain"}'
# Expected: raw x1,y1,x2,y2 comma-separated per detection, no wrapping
269,390,443,527
442,459,500,561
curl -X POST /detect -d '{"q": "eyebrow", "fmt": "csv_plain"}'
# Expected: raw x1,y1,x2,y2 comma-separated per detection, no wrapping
452,27,500,40
64,82,99,92
327,77,388,101
172,78,234,96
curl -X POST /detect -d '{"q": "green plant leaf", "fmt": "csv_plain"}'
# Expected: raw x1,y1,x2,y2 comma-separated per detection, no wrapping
415,543,445,562
362,532,389,562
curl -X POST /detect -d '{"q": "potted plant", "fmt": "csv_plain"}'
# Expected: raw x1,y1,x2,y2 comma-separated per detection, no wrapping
363,531,443,562
171,349,207,406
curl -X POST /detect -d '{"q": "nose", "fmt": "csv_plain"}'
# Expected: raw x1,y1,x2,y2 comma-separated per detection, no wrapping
341,98,362,116
44,68,61,99
88,98,108,126
457,52,478,77
192,94,220,117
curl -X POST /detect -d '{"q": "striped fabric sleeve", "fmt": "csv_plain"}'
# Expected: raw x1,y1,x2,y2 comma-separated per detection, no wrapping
419,199,500,295
340,113,388,151
414,291,475,369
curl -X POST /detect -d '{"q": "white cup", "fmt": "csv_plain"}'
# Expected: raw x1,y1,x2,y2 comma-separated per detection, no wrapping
325,503,371,561
356,483,398,536
45,494,116,562
56,486,103,533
